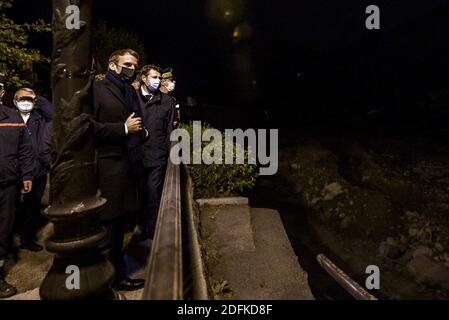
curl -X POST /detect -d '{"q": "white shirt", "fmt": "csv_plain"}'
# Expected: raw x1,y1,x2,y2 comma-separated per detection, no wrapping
141,86,153,100
21,113,30,124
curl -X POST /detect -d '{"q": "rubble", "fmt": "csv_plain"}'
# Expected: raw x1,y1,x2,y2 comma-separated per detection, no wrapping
268,137,449,299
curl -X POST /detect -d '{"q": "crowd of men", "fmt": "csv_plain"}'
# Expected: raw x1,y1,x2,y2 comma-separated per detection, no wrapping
0,48,179,298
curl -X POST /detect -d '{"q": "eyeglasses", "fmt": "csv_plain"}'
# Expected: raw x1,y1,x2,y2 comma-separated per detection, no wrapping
16,96,35,103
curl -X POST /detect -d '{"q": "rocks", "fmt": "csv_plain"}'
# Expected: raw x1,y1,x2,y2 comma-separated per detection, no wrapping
435,243,445,253
405,246,449,291
412,246,434,259
271,138,449,298
407,254,449,290
404,212,436,246
290,163,301,170
322,182,345,201
379,237,404,259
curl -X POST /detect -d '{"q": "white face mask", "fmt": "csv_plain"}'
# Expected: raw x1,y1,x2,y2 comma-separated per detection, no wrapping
166,82,176,92
16,101,34,113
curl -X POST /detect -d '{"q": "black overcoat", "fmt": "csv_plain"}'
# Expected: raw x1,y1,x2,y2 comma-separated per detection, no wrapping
93,79,139,220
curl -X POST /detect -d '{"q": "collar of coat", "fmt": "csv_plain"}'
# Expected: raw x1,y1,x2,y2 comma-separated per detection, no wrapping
22,109,43,124
104,78,128,107
139,88,162,107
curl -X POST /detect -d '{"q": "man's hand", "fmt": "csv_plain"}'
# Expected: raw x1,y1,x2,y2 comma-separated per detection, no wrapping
125,112,142,134
22,180,33,194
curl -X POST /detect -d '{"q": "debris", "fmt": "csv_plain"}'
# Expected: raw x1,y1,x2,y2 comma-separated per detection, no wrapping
407,255,449,290
322,182,345,201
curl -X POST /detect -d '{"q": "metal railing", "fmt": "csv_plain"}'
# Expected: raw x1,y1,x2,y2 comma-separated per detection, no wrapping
142,144,209,300
142,156,183,300
316,254,377,300
181,165,210,300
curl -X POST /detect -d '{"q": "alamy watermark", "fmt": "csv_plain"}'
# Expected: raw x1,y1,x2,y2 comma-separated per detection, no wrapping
365,265,380,290
365,5,380,30
65,265,80,290
170,121,278,176
65,5,80,30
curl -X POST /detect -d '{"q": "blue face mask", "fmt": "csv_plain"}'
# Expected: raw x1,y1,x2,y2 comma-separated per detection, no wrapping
147,78,160,92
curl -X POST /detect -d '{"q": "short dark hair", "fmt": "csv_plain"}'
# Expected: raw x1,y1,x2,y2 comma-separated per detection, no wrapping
108,49,139,65
140,64,162,77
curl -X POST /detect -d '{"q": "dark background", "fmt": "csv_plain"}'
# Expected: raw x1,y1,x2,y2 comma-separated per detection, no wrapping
8,0,449,135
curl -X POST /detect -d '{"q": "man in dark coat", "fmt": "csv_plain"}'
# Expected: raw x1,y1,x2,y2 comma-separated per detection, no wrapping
93,49,145,291
0,86,34,298
136,65,175,240
13,88,53,252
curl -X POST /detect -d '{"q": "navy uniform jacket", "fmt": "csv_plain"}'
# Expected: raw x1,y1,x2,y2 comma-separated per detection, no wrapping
21,97,53,179
137,88,175,168
0,104,34,186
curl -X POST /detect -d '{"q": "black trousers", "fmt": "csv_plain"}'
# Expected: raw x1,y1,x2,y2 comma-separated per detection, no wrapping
102,214,131,281
18,176,47,244
0,183,17,260
139,165,167,239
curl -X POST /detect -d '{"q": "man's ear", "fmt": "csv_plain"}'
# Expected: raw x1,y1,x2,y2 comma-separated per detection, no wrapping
109,62,117,72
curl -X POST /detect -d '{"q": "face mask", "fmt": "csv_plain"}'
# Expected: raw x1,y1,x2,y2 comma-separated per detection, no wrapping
119,66,136,82
147,78,161,93
166,82,176,92
16,101,34,113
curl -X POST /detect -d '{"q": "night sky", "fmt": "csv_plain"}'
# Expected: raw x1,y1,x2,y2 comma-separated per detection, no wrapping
8,0,449,133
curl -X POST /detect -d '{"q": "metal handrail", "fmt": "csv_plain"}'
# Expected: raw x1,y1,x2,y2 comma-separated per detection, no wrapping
316,254,377,300
182,165,210,300
142,154,183,300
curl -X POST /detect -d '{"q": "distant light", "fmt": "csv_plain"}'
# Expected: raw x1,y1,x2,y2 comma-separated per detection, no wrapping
233,26,240,39
224,10,232,17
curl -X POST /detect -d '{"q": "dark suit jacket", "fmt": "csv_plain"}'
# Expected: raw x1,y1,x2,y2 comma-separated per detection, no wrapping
137,89,175,168
93,78,140,220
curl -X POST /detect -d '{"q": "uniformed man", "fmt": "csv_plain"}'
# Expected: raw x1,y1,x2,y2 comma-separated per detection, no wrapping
13,88,53,252
0,80,34,298
160,68,180,128
160,67,176,96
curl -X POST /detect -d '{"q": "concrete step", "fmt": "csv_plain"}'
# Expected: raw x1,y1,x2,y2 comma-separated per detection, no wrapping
198,198,256,253
248,208,314,299
199,199,314,300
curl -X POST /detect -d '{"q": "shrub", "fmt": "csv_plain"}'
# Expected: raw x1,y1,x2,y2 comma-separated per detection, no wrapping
180,122,258,199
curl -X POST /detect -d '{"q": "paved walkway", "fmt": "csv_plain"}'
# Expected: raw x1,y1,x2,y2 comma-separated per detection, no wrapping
2,224,151,300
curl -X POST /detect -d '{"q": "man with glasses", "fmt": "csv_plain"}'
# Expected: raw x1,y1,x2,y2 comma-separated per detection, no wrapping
93,49,146,291
0,76,34,298
13,88,53,253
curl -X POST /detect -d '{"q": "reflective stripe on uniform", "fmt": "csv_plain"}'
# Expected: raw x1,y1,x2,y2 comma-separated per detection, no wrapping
0,123,26,127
